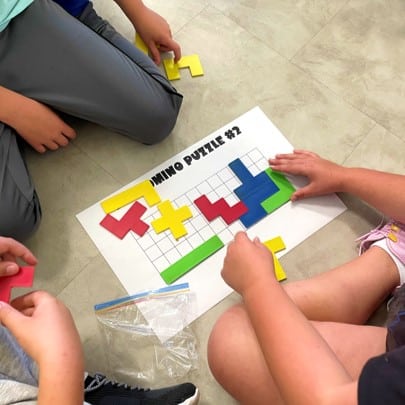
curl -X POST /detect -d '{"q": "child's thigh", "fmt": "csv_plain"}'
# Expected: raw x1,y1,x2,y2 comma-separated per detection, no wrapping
285,247,400,323
314,320,387,379
208,303,386,403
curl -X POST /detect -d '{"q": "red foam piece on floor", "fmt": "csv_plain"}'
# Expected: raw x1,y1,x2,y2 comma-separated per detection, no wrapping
194,195,248,225
100,201,149,238
0,266,35,303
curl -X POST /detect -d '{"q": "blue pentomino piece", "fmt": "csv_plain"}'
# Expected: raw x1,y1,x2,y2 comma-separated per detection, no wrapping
229,159,279,199
238,195,267,227
228,158,279,228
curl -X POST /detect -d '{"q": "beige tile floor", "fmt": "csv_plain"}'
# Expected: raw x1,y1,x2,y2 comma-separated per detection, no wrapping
19,1,405,404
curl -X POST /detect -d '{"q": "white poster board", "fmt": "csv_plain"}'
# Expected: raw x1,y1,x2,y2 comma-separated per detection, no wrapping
77,107,346,341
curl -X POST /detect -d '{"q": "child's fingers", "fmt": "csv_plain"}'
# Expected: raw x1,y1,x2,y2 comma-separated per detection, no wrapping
148,42,161,65
0,301,26,331
0,262,19,277
0,237,37,265
10,290,47,312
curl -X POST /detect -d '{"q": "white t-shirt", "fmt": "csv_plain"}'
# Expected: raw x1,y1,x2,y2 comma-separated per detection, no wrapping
0,0,35,32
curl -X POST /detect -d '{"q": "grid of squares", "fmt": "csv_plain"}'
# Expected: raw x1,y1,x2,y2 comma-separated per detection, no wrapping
131,148,270,274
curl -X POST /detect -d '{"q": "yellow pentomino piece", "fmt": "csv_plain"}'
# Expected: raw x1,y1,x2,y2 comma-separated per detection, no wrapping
101,180,161,214
151,200,193,240
163,54,204,81
264,236,287,282
134,33,148,55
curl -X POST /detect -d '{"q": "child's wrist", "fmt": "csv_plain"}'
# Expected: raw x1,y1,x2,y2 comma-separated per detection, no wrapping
38,340,83,369
242,273,277,299
335,166,352,193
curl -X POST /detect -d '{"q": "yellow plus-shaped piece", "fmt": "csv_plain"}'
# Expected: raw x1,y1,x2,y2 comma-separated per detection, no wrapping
101,180,161,214
151,200,193,240
163,54,204,81
264,236,287,281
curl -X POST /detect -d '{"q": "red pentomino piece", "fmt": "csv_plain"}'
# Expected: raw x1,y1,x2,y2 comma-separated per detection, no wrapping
0,266,35,303
194,195,248,225
100,201,149,239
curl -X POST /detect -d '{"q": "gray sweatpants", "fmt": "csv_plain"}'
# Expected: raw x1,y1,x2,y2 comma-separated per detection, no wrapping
0,326,38,405
0,0,183,241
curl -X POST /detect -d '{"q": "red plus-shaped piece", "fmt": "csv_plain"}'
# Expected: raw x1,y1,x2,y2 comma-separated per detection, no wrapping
100,200,149,239
0,266,35,303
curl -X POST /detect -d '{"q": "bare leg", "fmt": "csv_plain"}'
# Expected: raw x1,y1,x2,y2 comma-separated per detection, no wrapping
208,304,386,405
208,246,398,403
285,246,399,324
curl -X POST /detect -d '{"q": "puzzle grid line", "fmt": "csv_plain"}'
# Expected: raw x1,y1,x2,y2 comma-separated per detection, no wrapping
131,148,269,274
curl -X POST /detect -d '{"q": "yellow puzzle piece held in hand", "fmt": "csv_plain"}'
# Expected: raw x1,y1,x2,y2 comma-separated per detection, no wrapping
264,236,287,282
134,33,148,55
163,54,204,81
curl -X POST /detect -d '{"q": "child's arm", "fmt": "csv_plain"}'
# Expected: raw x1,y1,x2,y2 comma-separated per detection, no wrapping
0,291,84,405
221,232,357,405
0,86,76,153
269,149,405,223
113,0,181,64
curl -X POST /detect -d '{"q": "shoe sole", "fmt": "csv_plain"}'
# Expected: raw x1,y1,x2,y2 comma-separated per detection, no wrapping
181,387,200,405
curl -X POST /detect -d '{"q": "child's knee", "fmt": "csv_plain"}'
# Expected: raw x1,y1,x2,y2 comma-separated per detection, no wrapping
121,91,182,144
0,198,41,241
207,323,228,381
140,93,183,145
207,305,245,374
148,106,180,144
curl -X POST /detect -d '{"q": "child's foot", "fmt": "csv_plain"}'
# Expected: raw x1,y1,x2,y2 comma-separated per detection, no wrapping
357,220,405,264
84,373,199,405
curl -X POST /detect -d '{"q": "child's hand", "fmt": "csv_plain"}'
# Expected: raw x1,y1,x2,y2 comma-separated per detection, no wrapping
0,291,82,366
0,237,37,277
133,7,181,64
269,150,346,201
10,96,76,153
222,232,276,296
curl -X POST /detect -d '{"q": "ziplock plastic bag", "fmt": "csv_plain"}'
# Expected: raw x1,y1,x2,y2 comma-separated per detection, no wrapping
94,283,199,387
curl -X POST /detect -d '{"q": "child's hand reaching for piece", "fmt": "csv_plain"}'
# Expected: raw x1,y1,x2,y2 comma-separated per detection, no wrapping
132,6,181,64
221,232,276,296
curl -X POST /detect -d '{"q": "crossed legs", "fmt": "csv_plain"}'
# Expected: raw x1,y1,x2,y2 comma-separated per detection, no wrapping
0,0,183,240
207,246,399,404
2,0,183,144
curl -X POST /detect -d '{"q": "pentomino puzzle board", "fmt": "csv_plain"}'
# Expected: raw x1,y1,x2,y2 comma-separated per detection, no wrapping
77,107,346,328
115,147,293,285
